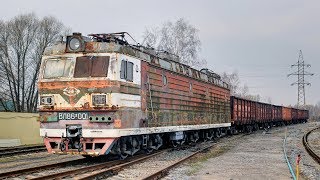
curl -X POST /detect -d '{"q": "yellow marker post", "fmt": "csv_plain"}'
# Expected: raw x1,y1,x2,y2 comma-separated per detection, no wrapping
296,154,301,180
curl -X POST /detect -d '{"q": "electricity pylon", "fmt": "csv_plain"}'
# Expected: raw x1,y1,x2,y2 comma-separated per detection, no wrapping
288,50,314,108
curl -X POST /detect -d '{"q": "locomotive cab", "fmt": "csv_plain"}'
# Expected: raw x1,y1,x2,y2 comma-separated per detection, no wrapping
39,33,142,155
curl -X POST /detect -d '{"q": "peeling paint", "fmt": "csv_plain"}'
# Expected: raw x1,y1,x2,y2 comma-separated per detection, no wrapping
39,33,232,155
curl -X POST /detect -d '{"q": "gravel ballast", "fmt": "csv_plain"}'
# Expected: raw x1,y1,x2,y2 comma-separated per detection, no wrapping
166,122,320,180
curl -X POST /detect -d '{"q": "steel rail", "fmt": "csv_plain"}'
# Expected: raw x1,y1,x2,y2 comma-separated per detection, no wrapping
0,158,86,179
29,150,165,180
141,143,217,180
0,145,44,152
302,126,320,164
0,145,46,157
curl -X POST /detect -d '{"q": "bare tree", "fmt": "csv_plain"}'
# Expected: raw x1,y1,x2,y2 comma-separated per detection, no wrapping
221,71,240,95
240,84,249,97
0,13,69,112
305,103,320,121
142,18,205,68
221,71,264,102
245,94,261,102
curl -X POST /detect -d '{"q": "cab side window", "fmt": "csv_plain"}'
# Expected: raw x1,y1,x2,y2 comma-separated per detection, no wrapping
120,60,134,81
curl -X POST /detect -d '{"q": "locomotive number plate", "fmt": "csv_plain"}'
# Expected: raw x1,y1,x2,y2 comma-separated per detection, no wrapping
58,112,89,120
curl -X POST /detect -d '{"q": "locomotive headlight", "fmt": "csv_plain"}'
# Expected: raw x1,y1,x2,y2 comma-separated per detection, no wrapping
66,33,85,53
40,96,54,106
69,37,81,51
92,94,107,106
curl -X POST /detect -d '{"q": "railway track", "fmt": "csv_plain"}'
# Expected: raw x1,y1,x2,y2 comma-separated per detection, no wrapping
29,134,241,179
0,145,46,157
110,135,243,180
142,143,216,180
302,126,320,164
0,158,87,179
26,143,219,180
0,133,243,179
26,150,165,180
0,142,221,179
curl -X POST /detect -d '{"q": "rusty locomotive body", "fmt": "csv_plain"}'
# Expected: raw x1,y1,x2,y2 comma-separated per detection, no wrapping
39,32,231,157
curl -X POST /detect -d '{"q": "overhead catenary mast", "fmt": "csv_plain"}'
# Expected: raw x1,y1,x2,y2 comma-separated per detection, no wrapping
287,50,314,108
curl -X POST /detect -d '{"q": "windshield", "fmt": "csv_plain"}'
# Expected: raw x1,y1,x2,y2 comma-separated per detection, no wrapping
43,58,72,78
74,56,109,78
43,56,110,79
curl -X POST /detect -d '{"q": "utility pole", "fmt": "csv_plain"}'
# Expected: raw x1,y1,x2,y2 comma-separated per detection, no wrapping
288,50,314,108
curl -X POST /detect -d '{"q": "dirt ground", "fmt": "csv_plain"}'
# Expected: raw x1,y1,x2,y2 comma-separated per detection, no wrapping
166,122,320,180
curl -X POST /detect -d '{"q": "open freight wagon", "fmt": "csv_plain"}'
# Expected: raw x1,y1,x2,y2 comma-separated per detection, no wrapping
230,96,308,132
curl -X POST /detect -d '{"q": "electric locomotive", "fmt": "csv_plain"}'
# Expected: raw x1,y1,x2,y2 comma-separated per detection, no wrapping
38,32,231,157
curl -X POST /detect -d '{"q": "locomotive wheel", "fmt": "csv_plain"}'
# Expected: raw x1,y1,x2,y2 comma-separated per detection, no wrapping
120,153,128,159
145,136,155,154
215,129,222,138
208,130,214,140
77,143,83,152
146,148,153,154
254,123,259,131
146,138,153,153
204,130,214,141
60,142,66,151
189,131,199,143
230,127,237,135
130,137,140,155
247,125,252,133
171,141,180,148
266,123,270,129
155,134,163,150
193,131,199,142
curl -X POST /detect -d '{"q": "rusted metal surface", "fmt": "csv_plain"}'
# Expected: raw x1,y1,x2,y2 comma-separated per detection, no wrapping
44,137,115,156
282,107,292,122
39,78,142,129
291,108,298,121
255,102,272,123
141,61,230,127
39,32,310,158
298,109,309,120
230,96,256,126
281,107,309,123
231,96,286,126
303,109,309,119
272,105,282,121
39,32,231,156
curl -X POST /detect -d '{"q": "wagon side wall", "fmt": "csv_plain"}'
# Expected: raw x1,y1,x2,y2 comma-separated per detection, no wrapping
141,61,231,127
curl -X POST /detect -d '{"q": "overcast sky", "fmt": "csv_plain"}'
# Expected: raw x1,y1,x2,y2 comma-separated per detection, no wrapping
1,0,319,106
